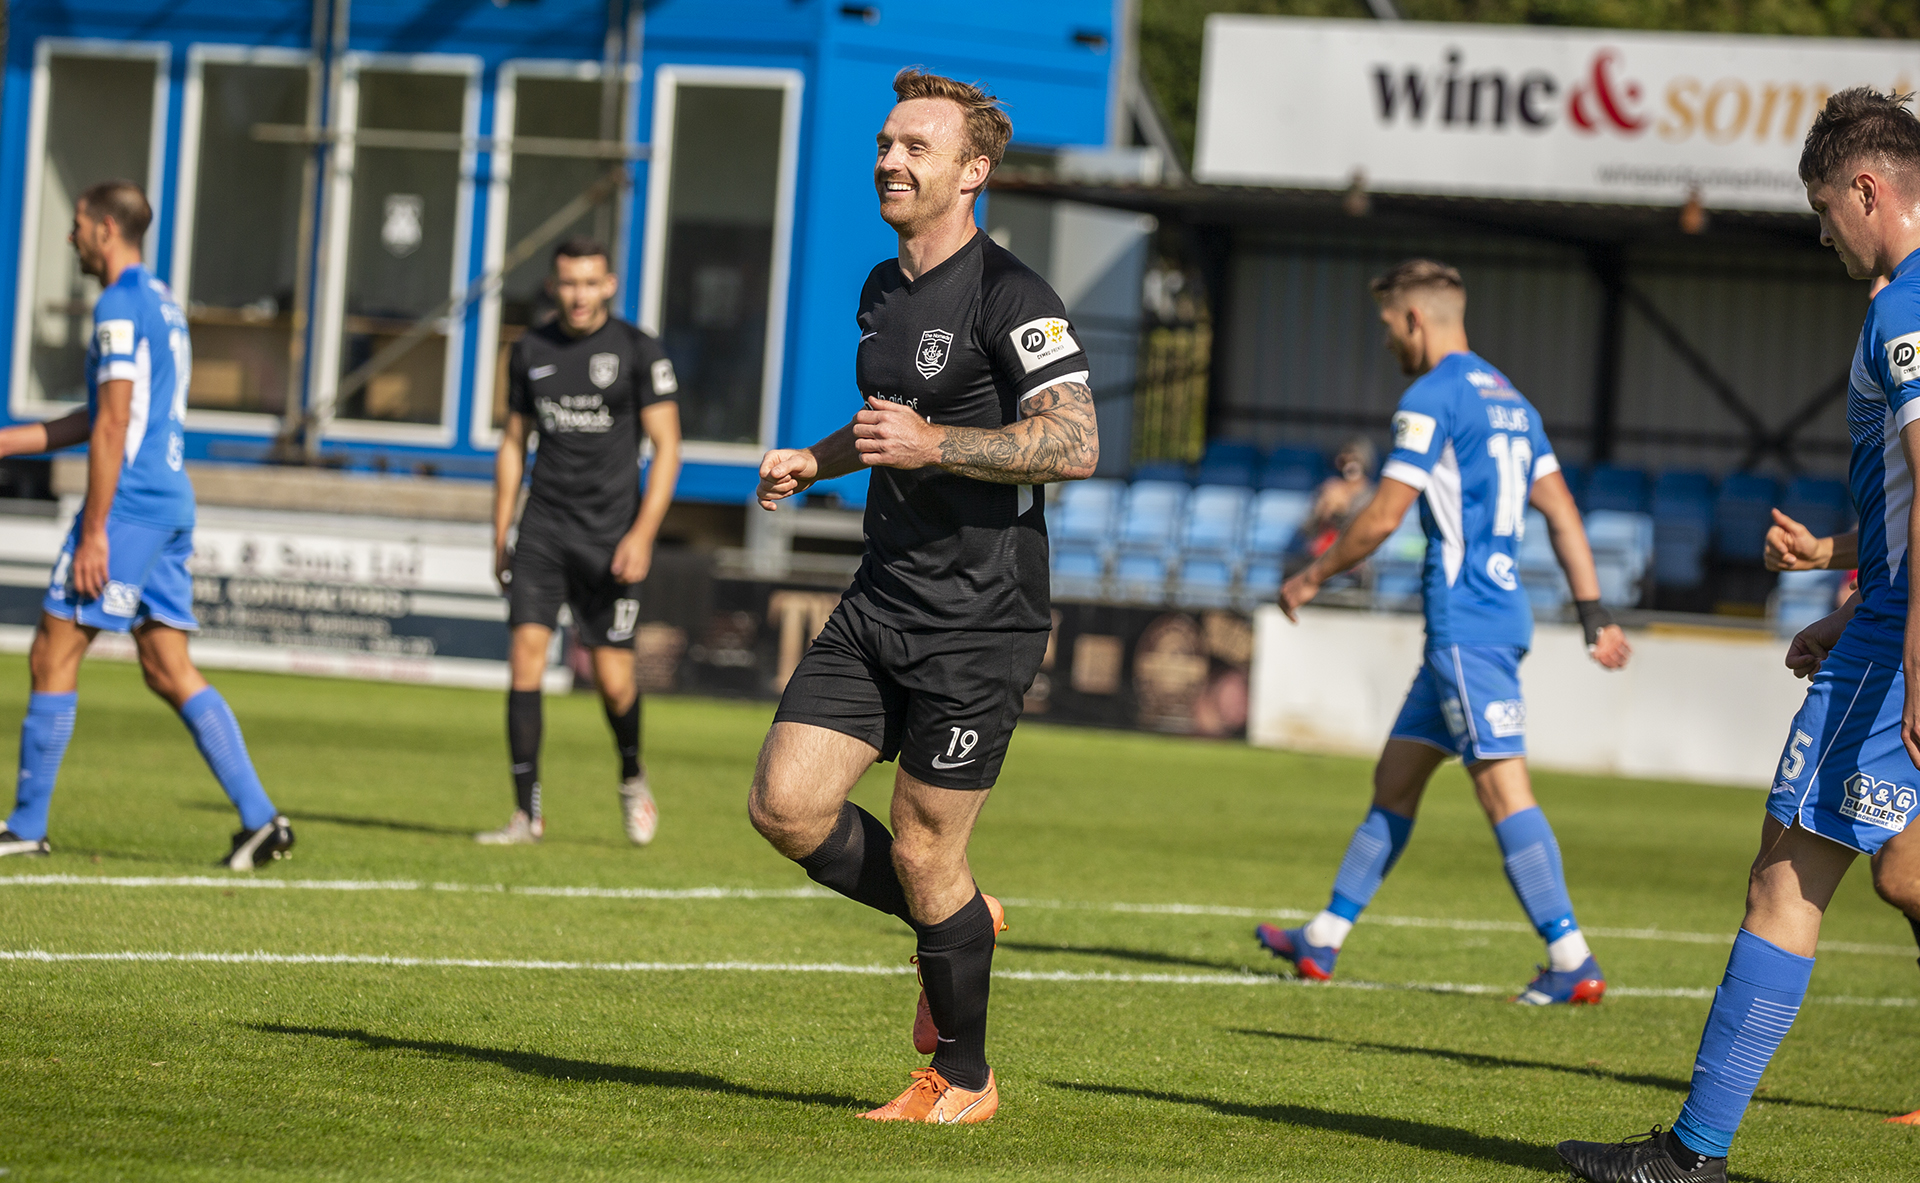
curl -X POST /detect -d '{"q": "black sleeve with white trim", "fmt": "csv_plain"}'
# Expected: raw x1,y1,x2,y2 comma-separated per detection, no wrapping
626,323,679,408
979,261,1091,407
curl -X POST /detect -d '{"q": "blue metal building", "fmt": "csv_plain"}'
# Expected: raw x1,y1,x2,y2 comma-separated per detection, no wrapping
0,0,1125,505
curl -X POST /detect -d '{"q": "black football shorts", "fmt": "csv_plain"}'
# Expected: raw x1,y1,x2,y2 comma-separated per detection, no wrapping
507,528,640,649
773,597,1049,790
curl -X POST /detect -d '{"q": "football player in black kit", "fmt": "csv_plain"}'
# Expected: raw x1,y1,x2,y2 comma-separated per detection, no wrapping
750,69,1099,1123
480,238,681,847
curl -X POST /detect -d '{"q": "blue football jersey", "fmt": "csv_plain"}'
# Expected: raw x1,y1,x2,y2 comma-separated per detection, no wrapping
87,264,194,528
1380,351,1558,649
1838,251,1920,666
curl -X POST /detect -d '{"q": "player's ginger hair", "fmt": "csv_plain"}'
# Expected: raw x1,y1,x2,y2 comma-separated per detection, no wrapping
1370,258,1466,322
1800,88,1920,190
892,67,1013,173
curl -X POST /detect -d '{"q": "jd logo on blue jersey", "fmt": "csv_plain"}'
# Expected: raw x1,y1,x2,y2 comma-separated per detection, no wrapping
1840,772,1917,831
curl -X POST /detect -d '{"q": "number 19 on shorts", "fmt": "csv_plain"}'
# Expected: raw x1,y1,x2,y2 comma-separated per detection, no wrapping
931,727,981,770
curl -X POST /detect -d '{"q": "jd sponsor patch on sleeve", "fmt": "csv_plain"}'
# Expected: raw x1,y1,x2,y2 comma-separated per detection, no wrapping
1888,330,1920,385
97,318,135,358
650,358,679,396
1009,316,1080,375
1392,410,1436,455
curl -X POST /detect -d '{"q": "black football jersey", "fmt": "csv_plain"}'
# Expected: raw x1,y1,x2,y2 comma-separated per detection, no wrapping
846,231,1091,633
508,318,677,541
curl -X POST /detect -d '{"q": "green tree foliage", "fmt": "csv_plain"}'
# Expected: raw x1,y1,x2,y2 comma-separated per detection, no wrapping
1140,1,1920,167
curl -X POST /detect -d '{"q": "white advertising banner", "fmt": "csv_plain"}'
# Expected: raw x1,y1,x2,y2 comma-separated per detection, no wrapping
1196,16,1920,210
0,505,568,691
1248,607,1806,788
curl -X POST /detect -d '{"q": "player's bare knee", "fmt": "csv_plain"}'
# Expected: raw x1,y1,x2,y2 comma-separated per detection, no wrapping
747,763,826,852
1872,862,1920,916
890,829,959,888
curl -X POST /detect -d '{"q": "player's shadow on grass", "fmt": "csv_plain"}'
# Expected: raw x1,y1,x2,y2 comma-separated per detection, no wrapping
253,1024,873,1109
187,801,474,838
1235,1029,1886,1118
1053,1080,1562,1172
997,940,1278,976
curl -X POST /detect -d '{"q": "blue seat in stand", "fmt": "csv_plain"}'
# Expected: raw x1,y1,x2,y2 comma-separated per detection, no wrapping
1240,489,1314,606
1112,480,1190,603
1713,472,1781,563
1651,470,1714,589
1194,440,1260,488
1175,484,1252,607
1581,464,1649,513
1259,445,1326,492
1778,475,1851,541
1048,478,1123,599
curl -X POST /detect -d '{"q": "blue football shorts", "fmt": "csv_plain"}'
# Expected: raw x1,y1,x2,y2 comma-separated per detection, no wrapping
1769,642,1917,855
1390,644,1529,763
43,514,198,633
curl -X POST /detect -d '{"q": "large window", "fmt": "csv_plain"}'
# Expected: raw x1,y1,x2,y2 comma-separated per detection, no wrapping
315,57,478,438
641,69,800,455
476,65,631,441
12,43,167,413
176,51,312,424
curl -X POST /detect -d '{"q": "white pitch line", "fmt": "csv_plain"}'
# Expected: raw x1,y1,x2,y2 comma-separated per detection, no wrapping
3,874,1914,957
0,875,833,902
1,948,1910,1008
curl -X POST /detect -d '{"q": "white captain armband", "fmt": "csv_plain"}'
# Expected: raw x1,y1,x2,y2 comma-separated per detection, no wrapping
1019,370,1089,415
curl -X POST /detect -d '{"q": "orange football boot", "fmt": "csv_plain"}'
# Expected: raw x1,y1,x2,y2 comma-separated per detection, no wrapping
913,894,1007,1054
861,1067,998,1123
1887,1107,1920,1125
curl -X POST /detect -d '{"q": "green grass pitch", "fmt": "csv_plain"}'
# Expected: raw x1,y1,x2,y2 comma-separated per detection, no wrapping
1,653,1916,1181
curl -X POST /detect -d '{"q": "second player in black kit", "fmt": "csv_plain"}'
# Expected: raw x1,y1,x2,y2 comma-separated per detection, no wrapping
483,237,681,849
776,230,1088,790
507,318,677,645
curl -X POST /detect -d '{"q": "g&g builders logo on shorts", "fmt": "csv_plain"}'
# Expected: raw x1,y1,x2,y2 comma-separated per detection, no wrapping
1840,772,1917,831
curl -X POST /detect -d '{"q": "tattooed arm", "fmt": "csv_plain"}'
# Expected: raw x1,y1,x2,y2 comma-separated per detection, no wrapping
849,379,1100,483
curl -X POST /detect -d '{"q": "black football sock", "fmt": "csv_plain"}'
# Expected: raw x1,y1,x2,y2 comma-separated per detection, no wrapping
1660,1128,1722,1170
793,802,912,922
917,891,996,1092
1909,915,1920,971
507,689,542,819
604,692,641,780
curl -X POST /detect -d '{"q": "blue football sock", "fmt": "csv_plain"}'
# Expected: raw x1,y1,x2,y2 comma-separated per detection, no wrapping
1327,806,1415,921
1494,806,1580,942
179,687,277,829
7,691,78,841
1672,929,1815,1159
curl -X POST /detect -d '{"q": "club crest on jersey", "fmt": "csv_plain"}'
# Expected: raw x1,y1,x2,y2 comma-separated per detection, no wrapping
916,329,953,379
1841,772,1917,830
589,352,620,389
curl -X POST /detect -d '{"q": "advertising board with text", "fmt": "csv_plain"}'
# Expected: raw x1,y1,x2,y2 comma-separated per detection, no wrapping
1196,16,1920,210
